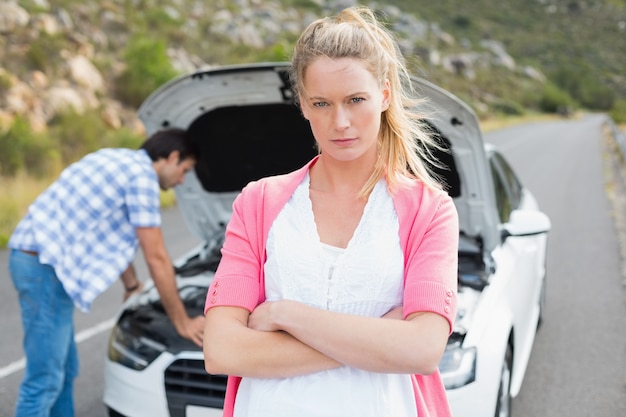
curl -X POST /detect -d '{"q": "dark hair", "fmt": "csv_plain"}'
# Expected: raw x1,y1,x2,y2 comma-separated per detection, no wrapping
140,128,198,162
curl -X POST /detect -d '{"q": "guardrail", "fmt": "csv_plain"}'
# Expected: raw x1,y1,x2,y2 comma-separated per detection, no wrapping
606,116,626,163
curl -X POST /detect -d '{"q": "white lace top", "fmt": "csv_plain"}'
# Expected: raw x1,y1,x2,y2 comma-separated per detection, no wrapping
233,173,418,417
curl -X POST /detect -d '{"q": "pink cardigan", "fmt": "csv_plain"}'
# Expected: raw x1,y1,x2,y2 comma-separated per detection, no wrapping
205,157,459,417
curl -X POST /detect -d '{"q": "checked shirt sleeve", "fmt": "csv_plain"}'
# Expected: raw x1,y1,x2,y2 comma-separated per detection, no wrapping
125,163,161,228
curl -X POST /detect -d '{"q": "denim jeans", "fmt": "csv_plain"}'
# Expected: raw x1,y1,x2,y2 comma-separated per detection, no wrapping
9,249,79,417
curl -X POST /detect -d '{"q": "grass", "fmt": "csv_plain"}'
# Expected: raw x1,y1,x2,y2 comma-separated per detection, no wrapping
0,174,178,248
479,111,564,132
0,174,53,247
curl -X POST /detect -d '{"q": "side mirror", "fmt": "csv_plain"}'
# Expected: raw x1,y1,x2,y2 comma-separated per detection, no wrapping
501,209,551,241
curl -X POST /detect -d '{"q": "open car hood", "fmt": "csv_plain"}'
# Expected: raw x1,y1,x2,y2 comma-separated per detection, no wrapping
137,63,500,252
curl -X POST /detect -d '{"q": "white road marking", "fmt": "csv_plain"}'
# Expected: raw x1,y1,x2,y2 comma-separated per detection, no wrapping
0,318,116,380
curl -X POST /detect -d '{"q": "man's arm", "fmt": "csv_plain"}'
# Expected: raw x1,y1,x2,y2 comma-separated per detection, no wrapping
119,263,143,301
136,226,204,346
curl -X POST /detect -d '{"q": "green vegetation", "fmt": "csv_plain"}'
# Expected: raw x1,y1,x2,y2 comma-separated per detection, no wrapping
0,116,58,178
0,110,145,244
0,72,12,95
25,33,66,74
610,100,626,124
1,0,625,247
115,36,180,108
539,83,576,114
49,109,144,164
390,0,625,113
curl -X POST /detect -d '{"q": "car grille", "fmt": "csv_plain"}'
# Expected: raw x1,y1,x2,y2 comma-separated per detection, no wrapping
164,358,227,417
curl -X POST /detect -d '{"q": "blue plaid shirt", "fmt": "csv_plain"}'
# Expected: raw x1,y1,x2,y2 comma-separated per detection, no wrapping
9,148,161,312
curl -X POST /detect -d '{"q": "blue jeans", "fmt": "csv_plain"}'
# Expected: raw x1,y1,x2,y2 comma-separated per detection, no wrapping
9,249,79,417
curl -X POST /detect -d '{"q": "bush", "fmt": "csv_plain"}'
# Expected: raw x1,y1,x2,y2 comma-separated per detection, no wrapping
0,116,58,177
452,15,472,29
549,62,615,111
115,36,179,108
49,109,145,165
49,110,105,164
491,99,525,116
539,83,575,114
256,42,292,62
610,99,626,124
0,71,13,96
579,81,614,111
104,127,144,149
25,33,66,74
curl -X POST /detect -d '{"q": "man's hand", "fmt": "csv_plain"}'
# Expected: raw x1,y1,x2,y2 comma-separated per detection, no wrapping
137,226,205,347
177,315,205,347
122,281,145,302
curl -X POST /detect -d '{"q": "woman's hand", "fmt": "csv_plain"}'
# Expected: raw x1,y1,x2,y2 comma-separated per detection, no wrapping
248,300,284,332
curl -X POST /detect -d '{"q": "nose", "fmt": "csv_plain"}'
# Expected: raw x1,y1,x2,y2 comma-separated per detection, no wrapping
332,106,350,131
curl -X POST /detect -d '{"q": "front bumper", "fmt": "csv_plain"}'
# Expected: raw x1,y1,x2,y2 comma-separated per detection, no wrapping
103,352,225,417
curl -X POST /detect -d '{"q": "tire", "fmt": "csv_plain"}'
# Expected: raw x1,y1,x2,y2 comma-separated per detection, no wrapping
494,344,513,417
107,407,126,417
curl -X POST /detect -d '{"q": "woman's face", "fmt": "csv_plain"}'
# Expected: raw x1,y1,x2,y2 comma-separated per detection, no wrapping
300,57,390,164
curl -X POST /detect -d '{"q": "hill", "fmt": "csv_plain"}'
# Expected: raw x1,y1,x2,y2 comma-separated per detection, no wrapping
398,0,626,110
1,1,624,133
0,0,625,246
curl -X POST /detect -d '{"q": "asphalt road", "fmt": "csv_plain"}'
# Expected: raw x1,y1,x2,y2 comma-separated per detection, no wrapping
0,113,625,416
486,113,626,416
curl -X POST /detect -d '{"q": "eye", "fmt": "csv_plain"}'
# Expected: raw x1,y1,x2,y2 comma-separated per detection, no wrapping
349,97,365,104
312,101,329,108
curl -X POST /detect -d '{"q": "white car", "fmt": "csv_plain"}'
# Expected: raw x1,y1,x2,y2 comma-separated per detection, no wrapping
103,63,550,417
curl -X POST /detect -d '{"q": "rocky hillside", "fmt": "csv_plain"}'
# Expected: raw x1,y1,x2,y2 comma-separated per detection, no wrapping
0,0,623,138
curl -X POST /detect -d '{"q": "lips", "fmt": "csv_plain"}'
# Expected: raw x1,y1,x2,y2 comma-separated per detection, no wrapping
332,138,357,146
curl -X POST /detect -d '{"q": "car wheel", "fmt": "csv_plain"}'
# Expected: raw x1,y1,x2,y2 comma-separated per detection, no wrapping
107,407,126,417
494,344,513,417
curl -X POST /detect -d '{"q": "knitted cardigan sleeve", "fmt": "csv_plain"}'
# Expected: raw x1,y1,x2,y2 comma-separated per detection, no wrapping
204,161,311,313
394,182,459,417
395,182,459,333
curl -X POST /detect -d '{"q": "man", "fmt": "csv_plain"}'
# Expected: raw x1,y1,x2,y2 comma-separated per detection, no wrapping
8,128,205,417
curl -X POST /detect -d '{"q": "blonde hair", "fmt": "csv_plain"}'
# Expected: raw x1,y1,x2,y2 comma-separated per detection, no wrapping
290,6,444,196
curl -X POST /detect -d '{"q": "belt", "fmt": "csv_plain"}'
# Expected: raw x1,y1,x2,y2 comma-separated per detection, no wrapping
20,249,38,256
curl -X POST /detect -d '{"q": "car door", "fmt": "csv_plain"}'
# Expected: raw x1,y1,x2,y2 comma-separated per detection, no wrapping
489,150,544,371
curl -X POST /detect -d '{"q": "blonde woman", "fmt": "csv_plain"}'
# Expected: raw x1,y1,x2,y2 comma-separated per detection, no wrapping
204,6,458,417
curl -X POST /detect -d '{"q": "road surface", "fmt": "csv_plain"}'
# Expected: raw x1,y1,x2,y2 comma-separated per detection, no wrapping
0,114,624,416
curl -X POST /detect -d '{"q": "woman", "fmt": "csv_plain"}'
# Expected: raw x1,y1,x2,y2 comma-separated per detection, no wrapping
204,6,458,417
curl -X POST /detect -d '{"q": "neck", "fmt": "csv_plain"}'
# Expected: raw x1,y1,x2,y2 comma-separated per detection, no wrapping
310,154,376,196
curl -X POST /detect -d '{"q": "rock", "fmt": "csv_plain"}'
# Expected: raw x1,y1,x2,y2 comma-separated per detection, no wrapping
0,2,29,33
6,82,35,114
443,53,477,80
67,56,105,93
101,102,122,129
28,71,49,90
522,66,546,83
32,14,60,35
44,86,86,117
480,40,516,70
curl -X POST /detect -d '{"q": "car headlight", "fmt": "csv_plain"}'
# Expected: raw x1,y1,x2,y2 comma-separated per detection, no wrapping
438,343,477,389
107,323,166,370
